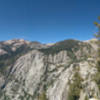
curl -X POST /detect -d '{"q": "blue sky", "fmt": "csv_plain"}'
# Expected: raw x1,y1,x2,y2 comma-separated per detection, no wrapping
0,0,100,43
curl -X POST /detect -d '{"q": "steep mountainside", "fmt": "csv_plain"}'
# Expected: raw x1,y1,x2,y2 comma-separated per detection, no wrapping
0,39,99,100
0,39,46,75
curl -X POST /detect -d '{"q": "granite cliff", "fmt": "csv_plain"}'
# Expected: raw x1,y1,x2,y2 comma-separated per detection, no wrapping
0,39,99,100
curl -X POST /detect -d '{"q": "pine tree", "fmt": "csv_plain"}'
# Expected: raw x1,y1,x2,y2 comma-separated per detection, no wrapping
94,17,100,71
93,17,100,91
94,16,100,39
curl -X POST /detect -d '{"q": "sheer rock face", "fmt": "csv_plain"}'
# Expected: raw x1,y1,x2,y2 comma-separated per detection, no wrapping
0,39,99,100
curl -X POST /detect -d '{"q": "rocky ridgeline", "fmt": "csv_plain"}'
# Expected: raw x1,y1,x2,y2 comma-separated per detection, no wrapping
0,39,99,100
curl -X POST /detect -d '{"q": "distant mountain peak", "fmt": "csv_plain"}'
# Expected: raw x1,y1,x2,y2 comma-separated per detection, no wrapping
3,39,30,45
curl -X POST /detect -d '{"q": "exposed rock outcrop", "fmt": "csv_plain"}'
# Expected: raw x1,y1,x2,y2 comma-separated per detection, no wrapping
0,39,99,100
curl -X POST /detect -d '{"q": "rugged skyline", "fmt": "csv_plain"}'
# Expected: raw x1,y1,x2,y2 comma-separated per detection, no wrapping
0,38,99,100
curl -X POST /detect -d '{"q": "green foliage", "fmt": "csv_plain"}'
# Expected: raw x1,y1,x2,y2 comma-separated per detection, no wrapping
85,95,89,100
94,22,99,26
94,17,100,39
93,72,100,90
96,59,100,72
39,39,80,55
94,17,100,91
94,16,100,26
68,72,83,100
38,91,47,100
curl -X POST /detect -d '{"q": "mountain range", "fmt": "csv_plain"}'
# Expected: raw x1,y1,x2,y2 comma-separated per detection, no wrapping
0,39,99,100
